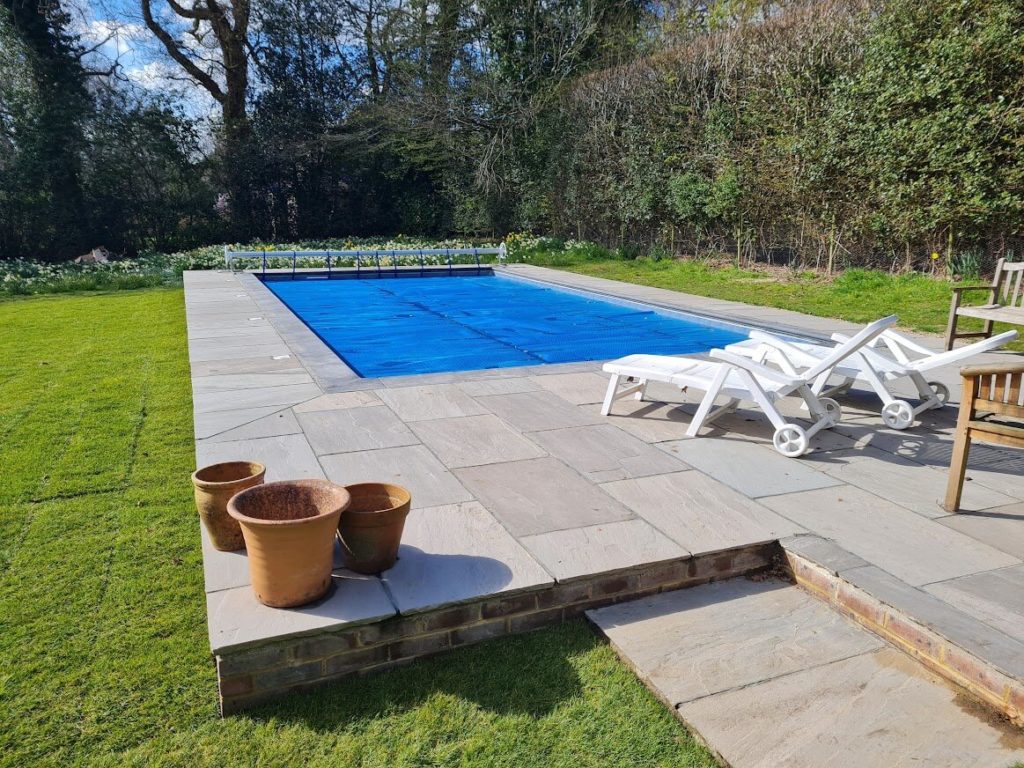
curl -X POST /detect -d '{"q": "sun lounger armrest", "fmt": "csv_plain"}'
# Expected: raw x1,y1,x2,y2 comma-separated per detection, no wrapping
832,329,930,364
745,330,817,372
877,329,934,357
709,349,803,386
747,330,817,359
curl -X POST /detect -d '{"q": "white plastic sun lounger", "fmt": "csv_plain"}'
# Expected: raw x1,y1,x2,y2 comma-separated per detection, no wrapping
601,315,898,456
725,327,1018,429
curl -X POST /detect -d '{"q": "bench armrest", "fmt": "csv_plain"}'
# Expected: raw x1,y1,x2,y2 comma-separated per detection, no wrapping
951,285,995,294
960,362,1024,378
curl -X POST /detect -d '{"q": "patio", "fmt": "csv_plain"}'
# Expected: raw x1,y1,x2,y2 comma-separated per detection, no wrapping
185,265,1024,722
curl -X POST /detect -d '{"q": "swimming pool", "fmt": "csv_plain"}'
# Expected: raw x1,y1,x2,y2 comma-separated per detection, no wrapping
262,272,751,377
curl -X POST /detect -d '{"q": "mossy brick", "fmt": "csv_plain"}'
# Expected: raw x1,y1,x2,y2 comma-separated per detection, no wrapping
417,602,483,632
450,619,509,647
323,644,390,677
252,660,324,691
217,643,292,676
481,592,537,619
508,606,564,634
291,630,360,661
388,632,450,660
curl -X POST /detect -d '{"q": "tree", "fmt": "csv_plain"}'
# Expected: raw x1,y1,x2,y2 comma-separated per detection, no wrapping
140,0,253,232
0,0,91,259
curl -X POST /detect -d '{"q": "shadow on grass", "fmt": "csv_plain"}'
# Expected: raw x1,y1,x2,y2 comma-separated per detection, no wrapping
247,620,594,730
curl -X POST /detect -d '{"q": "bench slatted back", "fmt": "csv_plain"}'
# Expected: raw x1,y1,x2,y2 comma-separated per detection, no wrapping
975,369,1024,420
995,258,1024,309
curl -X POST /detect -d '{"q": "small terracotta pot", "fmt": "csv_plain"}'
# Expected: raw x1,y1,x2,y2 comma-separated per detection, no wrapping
338,483,412,574
191,461,266,551
228,480,351,608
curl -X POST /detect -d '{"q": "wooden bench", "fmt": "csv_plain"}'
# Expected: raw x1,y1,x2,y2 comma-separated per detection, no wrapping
945,257,1024,350
943,362,1024,511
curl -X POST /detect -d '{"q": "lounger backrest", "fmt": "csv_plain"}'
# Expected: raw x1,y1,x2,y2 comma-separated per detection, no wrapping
906,329,1019,373
802,315,899,380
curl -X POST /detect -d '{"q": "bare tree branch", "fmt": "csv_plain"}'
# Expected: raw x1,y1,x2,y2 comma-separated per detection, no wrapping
140,0,227,102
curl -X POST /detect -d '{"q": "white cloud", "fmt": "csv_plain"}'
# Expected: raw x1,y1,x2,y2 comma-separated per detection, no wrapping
123,60,175,89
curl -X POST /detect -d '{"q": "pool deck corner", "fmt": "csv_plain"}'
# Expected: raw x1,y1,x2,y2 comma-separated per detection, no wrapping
184,266,1024,720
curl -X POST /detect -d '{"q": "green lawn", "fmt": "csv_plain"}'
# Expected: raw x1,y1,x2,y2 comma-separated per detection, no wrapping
0,288,716,767
529,253,1024,351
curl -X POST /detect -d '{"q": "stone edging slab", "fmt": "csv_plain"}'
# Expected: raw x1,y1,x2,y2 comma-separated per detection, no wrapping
782,534,1024,726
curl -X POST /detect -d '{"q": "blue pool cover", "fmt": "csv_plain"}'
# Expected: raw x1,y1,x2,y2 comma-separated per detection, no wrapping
263,273,751,378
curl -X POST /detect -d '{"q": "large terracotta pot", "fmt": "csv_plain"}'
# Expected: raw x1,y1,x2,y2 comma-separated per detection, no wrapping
191,461,266,551
338,483,412,574
228,479,351,608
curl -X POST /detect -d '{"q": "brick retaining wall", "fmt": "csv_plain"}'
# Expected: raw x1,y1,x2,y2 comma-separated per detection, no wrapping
217,542,780,714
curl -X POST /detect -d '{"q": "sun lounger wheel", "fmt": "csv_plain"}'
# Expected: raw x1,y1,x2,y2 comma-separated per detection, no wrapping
881,400,914,430
820,397,842,426
928,381,950,405
772,424,808,457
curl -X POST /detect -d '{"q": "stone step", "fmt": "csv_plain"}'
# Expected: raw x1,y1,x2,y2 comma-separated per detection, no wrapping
783,533,1024,725
587,578,1024,768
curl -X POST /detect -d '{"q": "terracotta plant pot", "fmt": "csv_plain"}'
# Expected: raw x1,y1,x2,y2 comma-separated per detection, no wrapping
338,483,412,574
228,480,351,608
191,461,266,551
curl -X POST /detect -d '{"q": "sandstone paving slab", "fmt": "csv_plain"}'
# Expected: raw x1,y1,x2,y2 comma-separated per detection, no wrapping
635,379,692,404
378,365,546,389
519,519,686,581
476,390,603,432
839,564,1024,681
196,433,325,482
191,371,314,393
409,414,545,469
188,331,284,352
939,502,1024,559
588,580,882,705
376,384,490,422
200,408,302,444
602,472,803,554
676,647,1024,768
454,457,635,537
779,533,870,573
193,405,289,440
456,377,542,397
189,342,295,363
296,404,418,455
657,438,841,498
834,422,1024,499
184,314,271,332
187,320,273,339
700,410,857,452
190,355,303,378
193,382,322,414
292,390,381,413
382,501,553,613
800,446,1016,518
925,565,1024,642
530,372,611,405
201,524,250,593
760,486,1019,586
586,400,696,443
207,571,396,653
320,444,472,509
531,424,688,483
184,286,253,301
